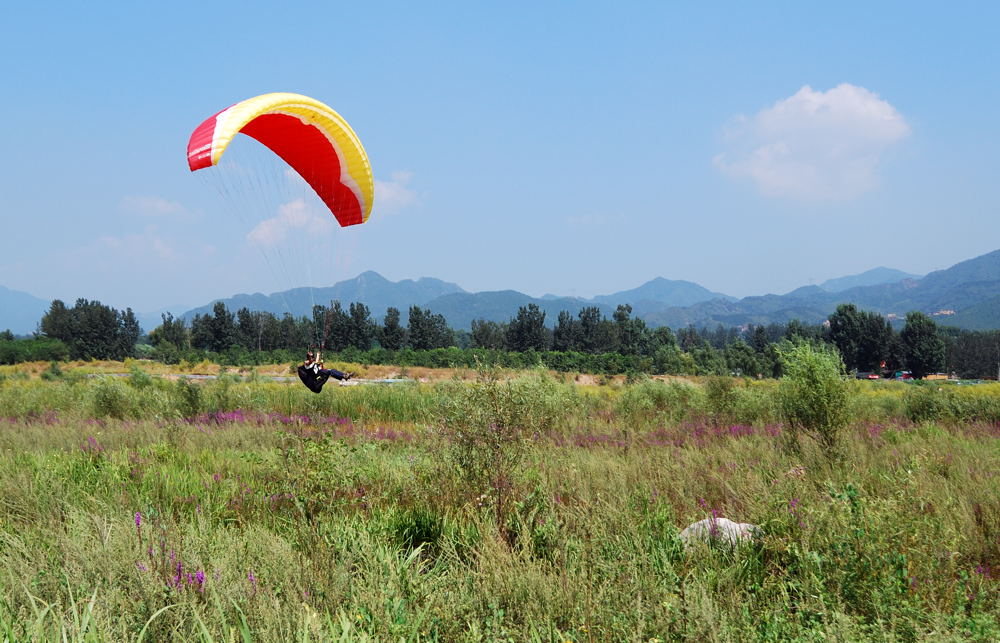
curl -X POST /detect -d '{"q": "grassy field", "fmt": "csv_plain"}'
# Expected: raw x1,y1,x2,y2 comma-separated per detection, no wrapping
1,361,999,640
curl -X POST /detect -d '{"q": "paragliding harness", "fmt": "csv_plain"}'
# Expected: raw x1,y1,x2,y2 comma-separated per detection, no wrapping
297,354,330,394
297,310,334,394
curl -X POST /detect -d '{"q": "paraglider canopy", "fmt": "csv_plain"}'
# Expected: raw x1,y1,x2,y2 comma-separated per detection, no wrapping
187,92,374,227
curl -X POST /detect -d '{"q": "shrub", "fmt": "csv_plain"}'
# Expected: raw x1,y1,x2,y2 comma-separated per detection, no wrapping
704,376,739,425
128,363,153,390
439,367,572,543
40,361,64,381
777,342,851,458
91,377,133,420
903,383,949,424
173,378,203,419
615,377,699,424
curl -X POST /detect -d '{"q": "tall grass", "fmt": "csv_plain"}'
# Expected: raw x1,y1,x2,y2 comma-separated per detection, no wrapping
0,367,999,639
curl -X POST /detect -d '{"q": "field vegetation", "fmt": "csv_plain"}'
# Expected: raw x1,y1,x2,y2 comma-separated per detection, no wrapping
0,355,999,640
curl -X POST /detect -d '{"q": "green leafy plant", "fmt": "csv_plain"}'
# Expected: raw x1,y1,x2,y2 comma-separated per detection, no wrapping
777,342,851,458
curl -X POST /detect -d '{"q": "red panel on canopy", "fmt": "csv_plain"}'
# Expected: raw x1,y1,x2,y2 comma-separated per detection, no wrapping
241,114,363,227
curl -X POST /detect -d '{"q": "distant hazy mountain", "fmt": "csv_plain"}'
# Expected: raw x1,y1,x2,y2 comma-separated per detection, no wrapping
594,277,734,309
645,249,1000,330
0,285,49,335
819,267,921,292
182,271,465,321
137,306,193,333
175,249,1000,333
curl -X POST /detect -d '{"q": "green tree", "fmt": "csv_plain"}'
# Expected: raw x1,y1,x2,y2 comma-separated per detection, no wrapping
235,308,263,351
827,304,863,371
856,310,895,372
39,298,140,360
209,302,237,352
116,308,141,360
471,319,507,349
347,302,376,350
748,324,770,355
612,304,649,355
39,300,71,342
900,311,946,379
275,313,311,350
676,326,702,352
151,312,190,350
826,305,894,373
784,319,807,341
691,344,726,375
317,301,351,351
506,304,547,352
649,326,677,352
946,329,1000,379
258,312,282,351
379,307,406,350
652,344,685,374
408,306,453,350
552,310,581,352
724,339,760,377
578,307,614,354
189,313,212,351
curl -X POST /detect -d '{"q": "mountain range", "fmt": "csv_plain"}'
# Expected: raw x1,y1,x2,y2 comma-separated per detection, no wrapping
174,251,996,331
0,286,49,336
181,271,465,323
818,267,921,292
3,250,999,334
644,251,1000,329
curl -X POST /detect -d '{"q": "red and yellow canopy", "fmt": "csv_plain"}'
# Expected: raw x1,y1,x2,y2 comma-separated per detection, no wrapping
187,93,373,226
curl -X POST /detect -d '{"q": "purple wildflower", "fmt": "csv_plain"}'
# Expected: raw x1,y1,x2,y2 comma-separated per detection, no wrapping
82,435,105,455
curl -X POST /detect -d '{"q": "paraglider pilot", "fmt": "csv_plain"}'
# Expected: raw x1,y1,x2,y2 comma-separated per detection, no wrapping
297,350,354,393
305,350,353,381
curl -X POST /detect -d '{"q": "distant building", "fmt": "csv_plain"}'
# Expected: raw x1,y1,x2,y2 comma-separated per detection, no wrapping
932,309,956,316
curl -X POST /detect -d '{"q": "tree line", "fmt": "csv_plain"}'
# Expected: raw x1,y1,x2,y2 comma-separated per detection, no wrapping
1,298,997,379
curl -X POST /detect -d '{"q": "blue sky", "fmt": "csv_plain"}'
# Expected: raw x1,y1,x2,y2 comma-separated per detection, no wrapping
1,2,997,314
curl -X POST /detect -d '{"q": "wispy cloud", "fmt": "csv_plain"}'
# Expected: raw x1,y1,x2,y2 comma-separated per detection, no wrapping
246,199,334,246
120,195,189,216
97,225,181,262
715,83,910,201
373,171,417,216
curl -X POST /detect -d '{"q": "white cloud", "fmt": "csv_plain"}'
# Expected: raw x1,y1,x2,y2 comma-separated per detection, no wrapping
120,195,188,216
247,199,334,246
93,225,182,262
715,84,910,200
373,171,417,216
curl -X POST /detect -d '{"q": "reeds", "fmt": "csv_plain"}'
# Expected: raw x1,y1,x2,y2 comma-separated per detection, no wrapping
0,368,998,639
